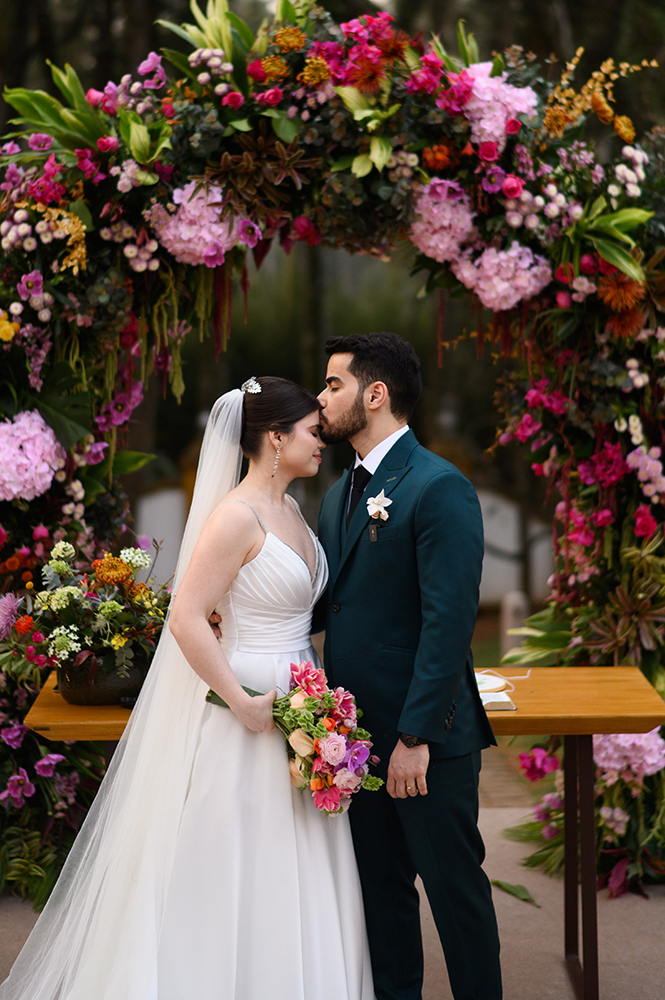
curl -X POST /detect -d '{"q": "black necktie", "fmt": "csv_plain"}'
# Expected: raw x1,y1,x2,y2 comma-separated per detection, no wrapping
347,465,372,527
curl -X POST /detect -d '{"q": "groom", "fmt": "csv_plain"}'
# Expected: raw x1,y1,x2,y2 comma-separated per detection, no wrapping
316,332,502,1000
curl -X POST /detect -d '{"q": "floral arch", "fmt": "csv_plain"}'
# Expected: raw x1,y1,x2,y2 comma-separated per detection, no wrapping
1,0,665,898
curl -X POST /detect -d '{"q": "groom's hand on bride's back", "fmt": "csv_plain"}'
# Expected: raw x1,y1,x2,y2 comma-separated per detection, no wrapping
208,612,222,639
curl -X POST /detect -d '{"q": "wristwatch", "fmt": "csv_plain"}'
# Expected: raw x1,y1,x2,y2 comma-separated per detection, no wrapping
399,733,428,748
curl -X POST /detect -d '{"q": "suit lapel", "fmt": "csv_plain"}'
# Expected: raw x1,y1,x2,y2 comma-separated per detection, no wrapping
332,430,418,585
323,466,352,584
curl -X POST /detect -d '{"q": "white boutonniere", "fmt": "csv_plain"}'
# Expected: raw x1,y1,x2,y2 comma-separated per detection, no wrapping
366,489,393,521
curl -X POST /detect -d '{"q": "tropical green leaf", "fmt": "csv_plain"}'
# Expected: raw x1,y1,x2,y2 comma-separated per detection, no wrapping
161,48,200,81
29,362,92,448
369,135,392,172
264,111,299,143
129,121,151,163
229,118,252,131
351,153,373,178
595,208,653,232
230,38,249,96
113,450,157,475
47,61,91,114
335,87,372,113
501,646,559,664
225,11,255,49
490,880,541,907
330,155,355,173
490,53,505,77
276,0,297,23
590,237,645,282
67,199,95,231
156,19,199,48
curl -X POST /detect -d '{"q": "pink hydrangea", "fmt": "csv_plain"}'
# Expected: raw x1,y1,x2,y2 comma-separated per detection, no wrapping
462,63,538,152
451,242,551,312
146,182,259,266
410,180,476,263
593,729,665,787
0,410,65,501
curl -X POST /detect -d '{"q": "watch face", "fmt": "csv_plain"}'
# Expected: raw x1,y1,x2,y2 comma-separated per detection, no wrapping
400,734,419,748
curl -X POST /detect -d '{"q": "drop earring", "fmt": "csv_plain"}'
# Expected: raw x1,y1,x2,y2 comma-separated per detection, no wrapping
271,442,282,478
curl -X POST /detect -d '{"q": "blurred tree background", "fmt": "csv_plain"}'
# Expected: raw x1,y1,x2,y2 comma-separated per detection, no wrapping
2,0,665,582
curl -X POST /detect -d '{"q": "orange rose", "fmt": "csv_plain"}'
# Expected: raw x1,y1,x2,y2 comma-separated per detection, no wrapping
310,777,325,791
323,717,336,732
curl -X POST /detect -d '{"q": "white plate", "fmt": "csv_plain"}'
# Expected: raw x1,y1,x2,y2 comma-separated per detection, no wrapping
474,673,508,693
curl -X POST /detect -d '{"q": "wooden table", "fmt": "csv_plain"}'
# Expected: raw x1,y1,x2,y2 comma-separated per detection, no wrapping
25,666,665,1000
484,667,665,1000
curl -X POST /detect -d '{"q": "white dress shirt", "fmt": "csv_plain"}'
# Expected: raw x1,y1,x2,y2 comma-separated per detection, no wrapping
354,425,410,475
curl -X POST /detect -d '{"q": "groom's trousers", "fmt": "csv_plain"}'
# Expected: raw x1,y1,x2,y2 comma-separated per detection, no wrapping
349,751,502,1000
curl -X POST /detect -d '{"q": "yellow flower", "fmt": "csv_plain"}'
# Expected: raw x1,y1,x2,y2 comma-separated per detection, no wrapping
0,312,19,343
298,55,332,87
591,91,614,124
261,55,290,82
110,633,128,649
614,115,636,143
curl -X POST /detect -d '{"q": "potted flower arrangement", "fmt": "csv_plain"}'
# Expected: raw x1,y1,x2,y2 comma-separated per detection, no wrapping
0,540,170,705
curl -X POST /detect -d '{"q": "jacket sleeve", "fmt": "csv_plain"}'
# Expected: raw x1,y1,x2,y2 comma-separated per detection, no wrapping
396,471,483,744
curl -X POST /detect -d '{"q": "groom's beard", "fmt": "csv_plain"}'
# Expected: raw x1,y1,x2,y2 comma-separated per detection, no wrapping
319,390,368,444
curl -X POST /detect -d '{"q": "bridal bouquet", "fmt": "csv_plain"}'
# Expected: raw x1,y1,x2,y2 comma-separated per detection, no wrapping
274,661,383,815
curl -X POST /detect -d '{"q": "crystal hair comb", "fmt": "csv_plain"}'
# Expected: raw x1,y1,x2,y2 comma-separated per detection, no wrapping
240,376,262,394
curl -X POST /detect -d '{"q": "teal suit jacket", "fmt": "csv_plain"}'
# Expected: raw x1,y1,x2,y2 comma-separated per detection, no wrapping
317,429,496,762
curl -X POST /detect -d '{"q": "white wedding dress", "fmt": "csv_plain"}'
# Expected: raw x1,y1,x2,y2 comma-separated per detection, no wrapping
152,504,375,1000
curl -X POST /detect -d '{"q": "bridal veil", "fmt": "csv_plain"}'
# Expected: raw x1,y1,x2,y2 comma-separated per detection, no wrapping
0,389,244,1000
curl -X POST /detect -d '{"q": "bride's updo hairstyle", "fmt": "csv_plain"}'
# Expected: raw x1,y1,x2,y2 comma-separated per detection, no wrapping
240,377,320,460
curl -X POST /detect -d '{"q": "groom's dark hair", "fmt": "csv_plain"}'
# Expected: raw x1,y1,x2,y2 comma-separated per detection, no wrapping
325,332,422,421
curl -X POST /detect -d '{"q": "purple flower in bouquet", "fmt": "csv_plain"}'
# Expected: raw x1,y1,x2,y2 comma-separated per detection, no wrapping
138,52,166,90
482,166,506,193
1,723,28,749
202,241,227,268
147,182,244,267
451,243,552,312
436,68,474,115
17,271,44,302
2,141,20,155
0,768,36,808
345,741,370,773
462,62,538,152
95,381,143,431
0,593,22,639
34,753,66,777
238,219,262,249
0,164,24,194
0,409,66,502
290,660,327,697
83,441,109,465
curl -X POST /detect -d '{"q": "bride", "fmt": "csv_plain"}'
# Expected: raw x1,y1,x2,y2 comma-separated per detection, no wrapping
0,377,375,1000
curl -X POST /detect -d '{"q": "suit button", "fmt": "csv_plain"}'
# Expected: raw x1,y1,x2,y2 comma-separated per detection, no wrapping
332,603,341,613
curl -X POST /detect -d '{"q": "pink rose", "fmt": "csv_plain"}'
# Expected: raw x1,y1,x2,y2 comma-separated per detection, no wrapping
634,504,657,540
32,525,49,541
556,291,572,308
505,118,522,134
555,263,574,284
256,87,283,107
333,767,362,791
31,631,45,644
478,141,499,162
85,88,104,107
222,92,245,109
319,733,348,766
97,136,119,154
501,174,525,198
292,215,322,247
592,509,614,528
579,253,598,275
247,60,267,82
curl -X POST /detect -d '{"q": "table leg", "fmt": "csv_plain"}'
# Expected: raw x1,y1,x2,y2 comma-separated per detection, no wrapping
563,734,599,1000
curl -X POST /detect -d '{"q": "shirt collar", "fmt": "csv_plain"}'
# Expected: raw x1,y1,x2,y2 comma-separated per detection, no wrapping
354,425,409,476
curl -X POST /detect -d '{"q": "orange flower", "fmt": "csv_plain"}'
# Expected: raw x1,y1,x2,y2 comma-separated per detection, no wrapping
543,106,571,138
323,717,336,732
614,115,636,143
339,725,351,735
5,556,20,572
348,54,388,97
21,571,33,582
606,308,645,340
15,615,34,635
374,29,410,61
261,56,290,82
298,55,332,87
591,91,614,124
310,777,325,791
326,774,334,786
598,272,646,312
422,142,459,171
274,26,307,52
94,555,133,585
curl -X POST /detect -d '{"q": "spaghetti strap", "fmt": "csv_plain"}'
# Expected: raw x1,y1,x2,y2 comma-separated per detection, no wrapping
211,499,268,533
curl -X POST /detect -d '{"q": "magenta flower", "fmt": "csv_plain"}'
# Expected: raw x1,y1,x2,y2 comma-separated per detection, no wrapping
290,660,327,697
31,631,45,644
436,68,474,115
95,381,143,431
101,82,119,115
634,504,657,540
518,748,559,782
1,723,28,749
482,166,506,193
0,525,7,547
0,593,22,640
17,270,44,302
345,742,370,773
28,133,54,151
256,87,283,107
2,141,20,155
83,441,109,465
97,136,119,154
332,686,357,726
222,92,245,109
85,88,104,107
34,753,65,777
292,216,322,247
514,413,542,443
312,784,342,813
238,219,261,249
138,52,166,89
202,241,226,268
137,534,150,550
478,141,499,162
592,509,615,528
32,525,49,541
75,149,106,184
5,768,36,807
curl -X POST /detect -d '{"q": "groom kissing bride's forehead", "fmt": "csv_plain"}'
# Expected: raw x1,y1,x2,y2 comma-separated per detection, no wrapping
316,331,503,1000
